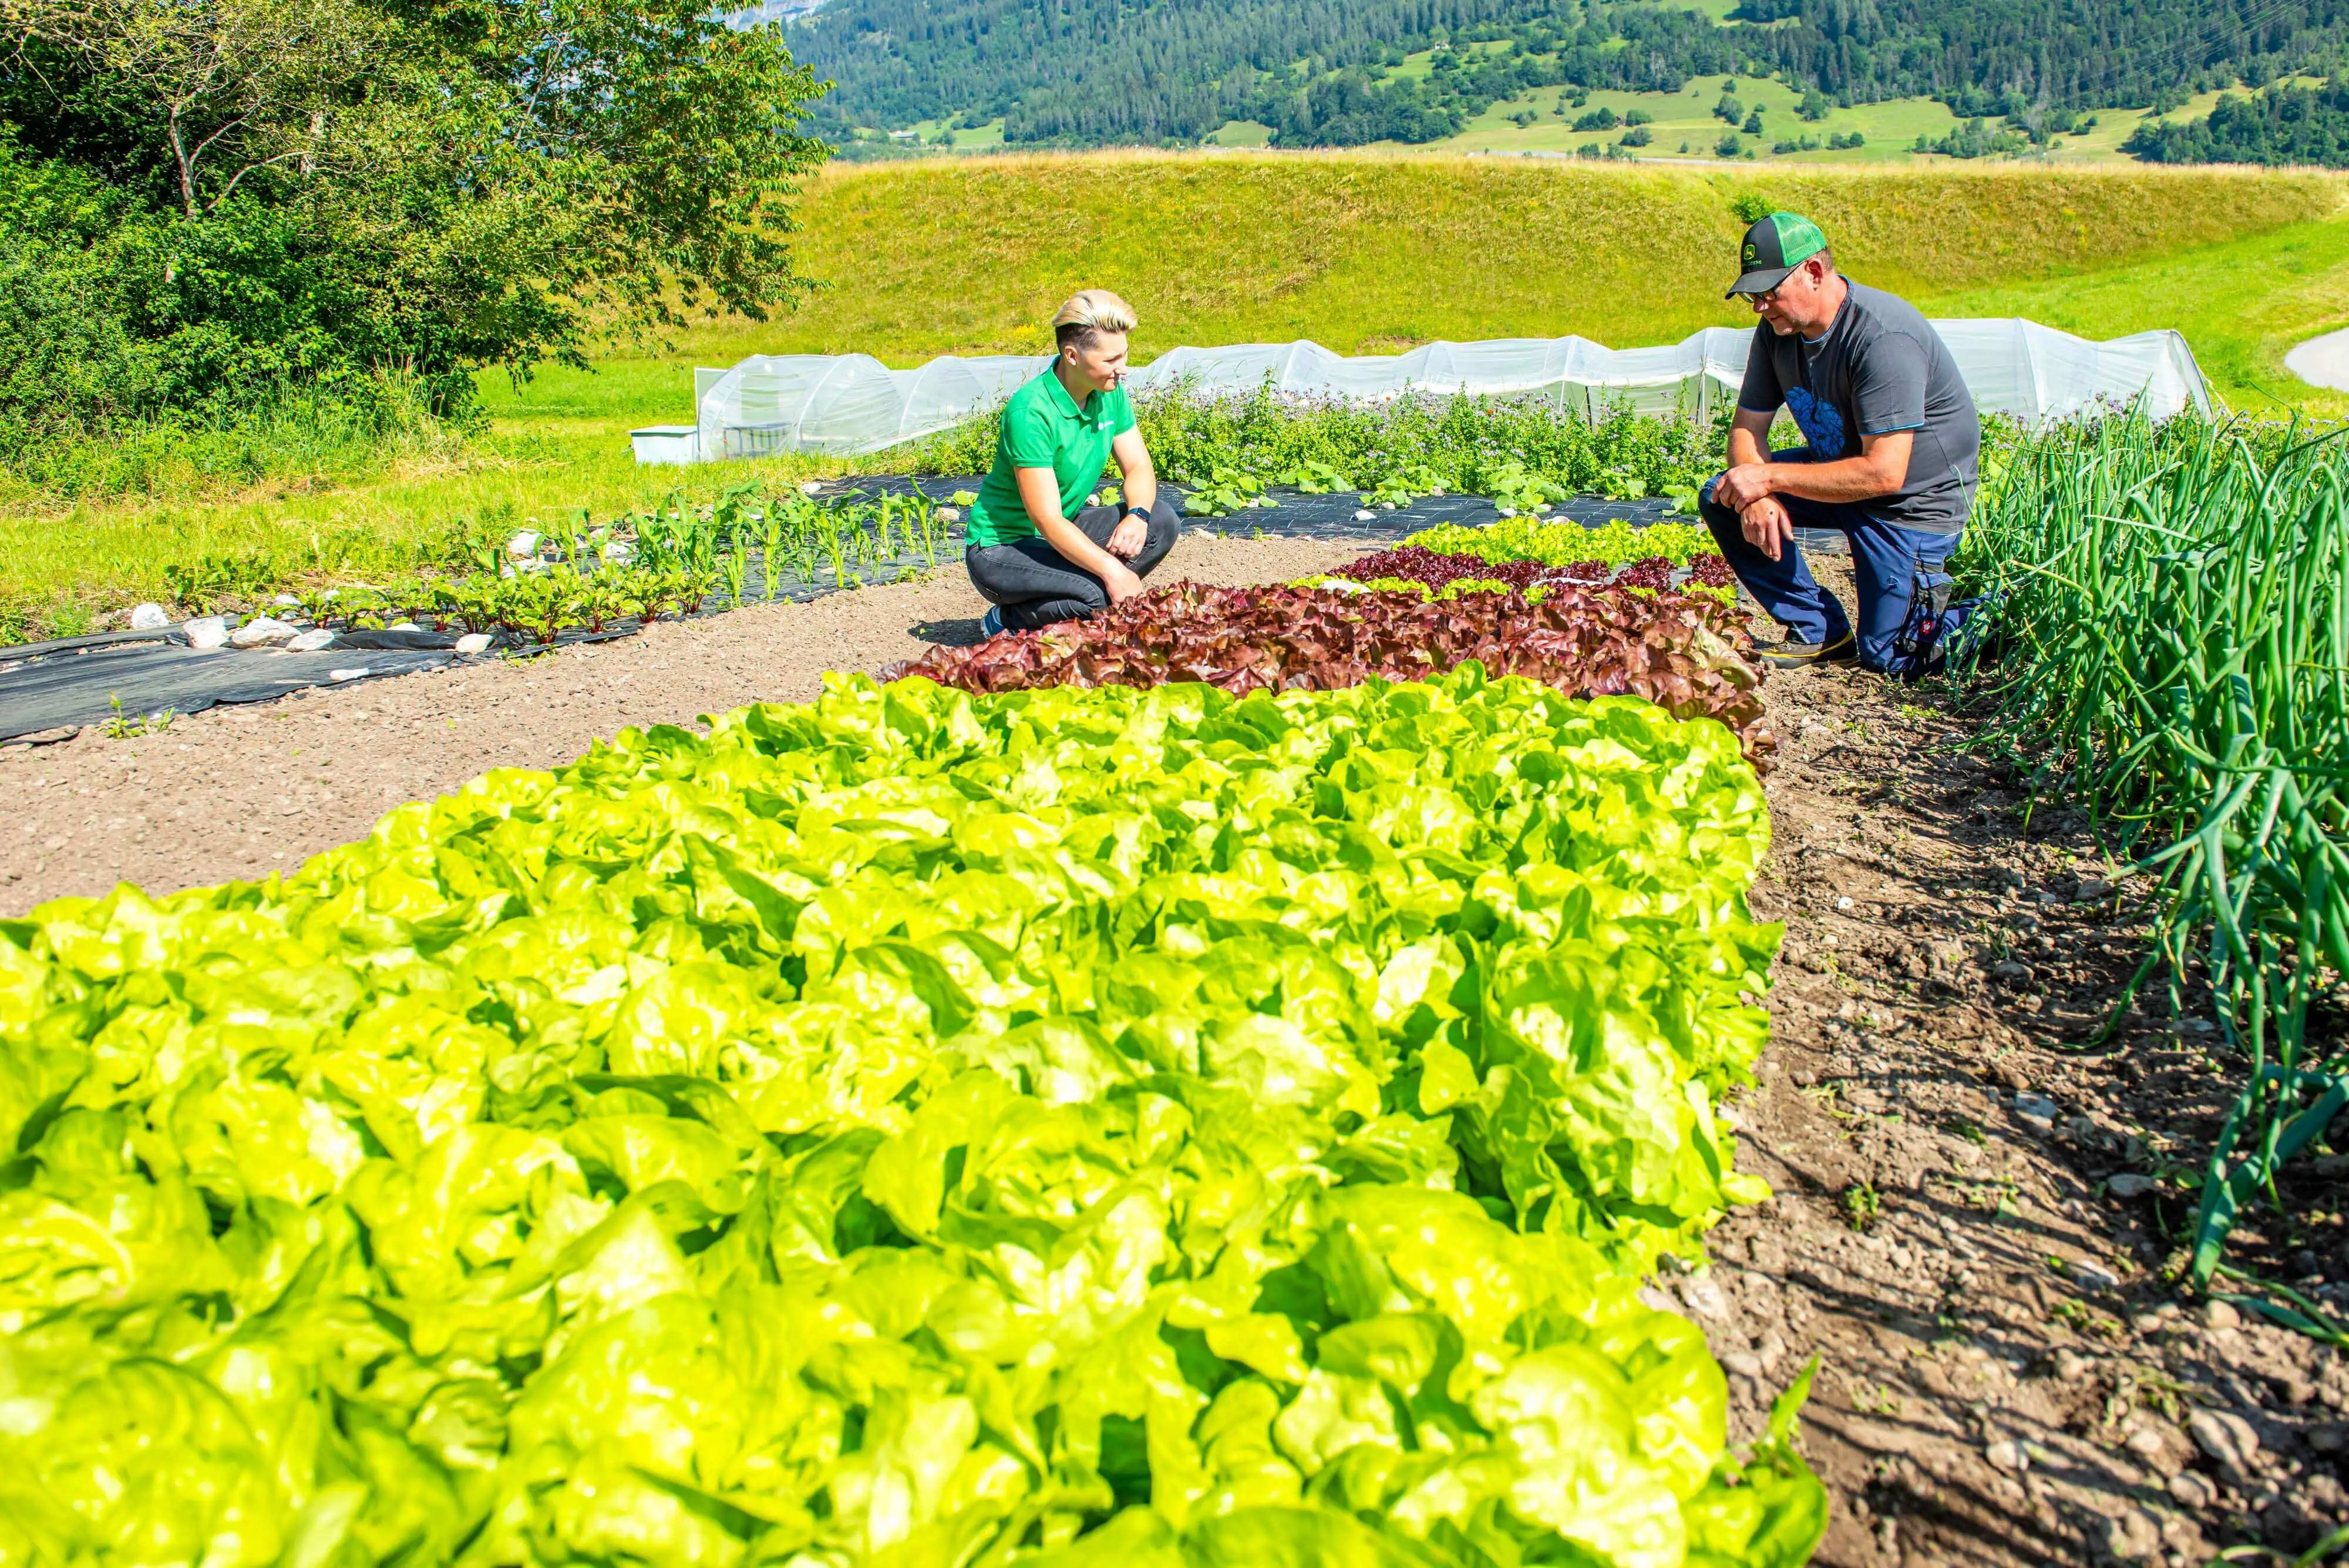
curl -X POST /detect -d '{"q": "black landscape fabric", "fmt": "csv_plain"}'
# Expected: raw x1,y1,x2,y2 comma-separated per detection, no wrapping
1,485,1728,740
820,476,1685,538
0,637,459,741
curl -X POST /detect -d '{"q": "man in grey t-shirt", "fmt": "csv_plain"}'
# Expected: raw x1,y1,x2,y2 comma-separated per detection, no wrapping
1700,211,1981,671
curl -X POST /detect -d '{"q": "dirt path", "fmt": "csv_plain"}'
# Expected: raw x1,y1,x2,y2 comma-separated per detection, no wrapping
1712,565,2348,1566
4,537,2343,1562
2286,327,2349,394
0,534,1365,914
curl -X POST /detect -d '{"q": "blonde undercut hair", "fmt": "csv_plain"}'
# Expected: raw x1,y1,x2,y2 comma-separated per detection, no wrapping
1052,289,1137,354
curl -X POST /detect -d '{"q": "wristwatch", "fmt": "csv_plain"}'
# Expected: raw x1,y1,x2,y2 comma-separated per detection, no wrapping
1122,504,1150,523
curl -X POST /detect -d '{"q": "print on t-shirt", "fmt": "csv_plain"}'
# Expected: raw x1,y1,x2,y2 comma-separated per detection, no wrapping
1784,386,1848,460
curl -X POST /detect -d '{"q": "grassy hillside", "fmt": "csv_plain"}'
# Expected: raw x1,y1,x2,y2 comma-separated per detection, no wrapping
9,156,2347,635
514,155,2347,416
745,156,2343,352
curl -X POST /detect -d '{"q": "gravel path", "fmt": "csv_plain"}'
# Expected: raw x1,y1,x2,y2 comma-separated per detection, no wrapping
0,534,1366,914
2285,327,2349,393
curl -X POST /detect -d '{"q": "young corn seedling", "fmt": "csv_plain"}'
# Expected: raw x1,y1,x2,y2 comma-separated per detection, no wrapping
910,493,939,564
721,540,748,608
818,506,849,588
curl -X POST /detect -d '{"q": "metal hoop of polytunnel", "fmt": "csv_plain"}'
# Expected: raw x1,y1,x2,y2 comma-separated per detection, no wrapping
671,322,2210,463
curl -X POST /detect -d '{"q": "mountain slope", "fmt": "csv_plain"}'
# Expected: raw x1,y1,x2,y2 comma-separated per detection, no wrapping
785,0,2349,149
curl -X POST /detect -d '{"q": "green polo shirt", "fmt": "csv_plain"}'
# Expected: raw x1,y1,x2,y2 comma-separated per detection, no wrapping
966,368,1136,548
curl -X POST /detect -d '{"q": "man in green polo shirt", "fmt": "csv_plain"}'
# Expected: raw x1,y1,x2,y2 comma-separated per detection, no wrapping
965,289,1181,635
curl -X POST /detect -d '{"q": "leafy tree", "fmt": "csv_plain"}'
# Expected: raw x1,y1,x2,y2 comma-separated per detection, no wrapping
0,0,829,447
2123,78,2349,164
13,0,375,217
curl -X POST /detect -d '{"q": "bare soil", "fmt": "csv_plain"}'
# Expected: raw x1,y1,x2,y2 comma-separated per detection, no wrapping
4,541,2344,1563
1707,561,2349,1566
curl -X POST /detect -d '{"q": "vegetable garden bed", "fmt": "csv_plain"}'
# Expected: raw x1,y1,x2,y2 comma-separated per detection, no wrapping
12,416,2349,1564
0,449,1887,1568
0,487,1716,742
0,669,1825,1567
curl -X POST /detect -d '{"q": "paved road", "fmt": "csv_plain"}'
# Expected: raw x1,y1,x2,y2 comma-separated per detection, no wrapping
2285,327,2349,392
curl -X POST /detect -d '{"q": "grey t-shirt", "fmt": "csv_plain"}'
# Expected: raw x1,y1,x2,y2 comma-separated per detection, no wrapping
1737,278,1981,534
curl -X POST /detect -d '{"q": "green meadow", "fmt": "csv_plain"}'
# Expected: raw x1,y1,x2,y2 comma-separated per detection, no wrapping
8,156,2345,635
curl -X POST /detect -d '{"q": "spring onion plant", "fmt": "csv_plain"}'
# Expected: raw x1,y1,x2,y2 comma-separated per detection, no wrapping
1955,412,2349,1323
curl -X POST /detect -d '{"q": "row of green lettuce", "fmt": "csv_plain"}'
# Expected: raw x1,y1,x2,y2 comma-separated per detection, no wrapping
0,670,1822,1567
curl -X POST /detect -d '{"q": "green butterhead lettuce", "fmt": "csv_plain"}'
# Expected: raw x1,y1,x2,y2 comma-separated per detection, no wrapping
0,671,1823,1567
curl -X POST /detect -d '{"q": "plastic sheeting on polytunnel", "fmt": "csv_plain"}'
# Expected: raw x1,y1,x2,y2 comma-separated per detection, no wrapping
684,321,2210,460
695,354,1045,461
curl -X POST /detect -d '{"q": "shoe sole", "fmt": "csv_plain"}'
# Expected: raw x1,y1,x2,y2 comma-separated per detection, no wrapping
1761,640,1858,669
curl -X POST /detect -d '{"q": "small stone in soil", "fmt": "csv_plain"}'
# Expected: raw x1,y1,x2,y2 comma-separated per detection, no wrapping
230,616,299,650
2108,1173,2158,1198
2188,1409,2260,1485
1676,1277,1729,1320
1985,1438,2027,1472
2203,1301,2241,1330
2071,1258,2121,1291
2169,1472,2217,1509
2014,1092,2059,1130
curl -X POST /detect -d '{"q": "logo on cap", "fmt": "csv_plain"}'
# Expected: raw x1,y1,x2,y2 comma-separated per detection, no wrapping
1743,243,1756,263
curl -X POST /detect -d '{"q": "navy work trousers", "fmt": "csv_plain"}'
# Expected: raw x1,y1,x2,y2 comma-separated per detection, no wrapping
1698,452,1961,672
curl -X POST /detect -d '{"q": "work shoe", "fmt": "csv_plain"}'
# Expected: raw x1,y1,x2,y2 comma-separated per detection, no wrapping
1758,630,1857,668
980,605,1004,637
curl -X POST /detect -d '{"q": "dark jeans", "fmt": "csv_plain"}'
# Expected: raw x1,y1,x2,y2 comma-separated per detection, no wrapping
1700,452,1961,672
964,494,1181,630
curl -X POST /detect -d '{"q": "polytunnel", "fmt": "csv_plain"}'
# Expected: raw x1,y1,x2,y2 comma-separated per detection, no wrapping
665,321,2211,463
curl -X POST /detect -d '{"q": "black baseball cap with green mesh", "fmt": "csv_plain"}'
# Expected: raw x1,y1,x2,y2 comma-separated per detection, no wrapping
1726,212,1829,298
